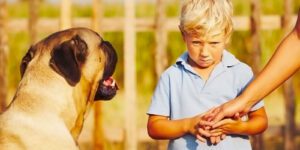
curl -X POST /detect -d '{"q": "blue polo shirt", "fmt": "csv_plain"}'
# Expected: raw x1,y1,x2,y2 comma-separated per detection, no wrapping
147,50,264,150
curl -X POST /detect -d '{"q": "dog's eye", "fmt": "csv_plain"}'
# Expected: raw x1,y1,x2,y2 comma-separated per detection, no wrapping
70,40,75,45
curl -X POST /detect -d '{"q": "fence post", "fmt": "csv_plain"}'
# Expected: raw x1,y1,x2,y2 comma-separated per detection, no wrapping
154,0,168,149
124,0,137,150
0,0,8,113
282,0,296,150
28,0,39,44
60,0,72,30
92,0,106,150
154,0,168,79
250,0,264,149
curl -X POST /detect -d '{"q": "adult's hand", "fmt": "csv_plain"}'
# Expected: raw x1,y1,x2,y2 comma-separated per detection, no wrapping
203,98,250,124
296,9,300,36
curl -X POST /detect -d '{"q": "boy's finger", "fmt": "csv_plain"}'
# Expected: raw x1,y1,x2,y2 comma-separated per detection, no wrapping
221,134,226,140
202,107,216,121
196,134,207,143
199,120,214,127
215,136,221,144
233,112,240,120
210,132,223,137
212,119,227,128
210,136,216,144
210,129,222,133
198,128,211,137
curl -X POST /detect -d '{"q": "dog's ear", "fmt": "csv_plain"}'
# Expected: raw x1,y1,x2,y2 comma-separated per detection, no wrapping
20,46,36,78
50,35,88,86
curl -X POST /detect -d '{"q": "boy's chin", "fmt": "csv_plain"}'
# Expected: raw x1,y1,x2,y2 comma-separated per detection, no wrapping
197,62,215,68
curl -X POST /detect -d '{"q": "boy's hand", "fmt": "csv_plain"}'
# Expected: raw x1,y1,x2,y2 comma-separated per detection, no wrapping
209,134,226,145
187,115,213,142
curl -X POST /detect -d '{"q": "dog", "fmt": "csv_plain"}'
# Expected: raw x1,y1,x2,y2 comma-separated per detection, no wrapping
0,27,118,150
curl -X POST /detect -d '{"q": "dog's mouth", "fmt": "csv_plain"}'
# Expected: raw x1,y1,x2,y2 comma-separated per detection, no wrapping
94,77,118,101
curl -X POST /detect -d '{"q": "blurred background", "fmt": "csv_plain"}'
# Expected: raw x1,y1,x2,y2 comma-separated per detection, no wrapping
0,0,300,150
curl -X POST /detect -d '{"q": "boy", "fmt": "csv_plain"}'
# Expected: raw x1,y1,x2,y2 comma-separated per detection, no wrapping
147,0,268,149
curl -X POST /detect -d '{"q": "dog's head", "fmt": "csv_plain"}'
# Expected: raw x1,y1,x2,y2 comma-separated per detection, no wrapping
20,27,118,101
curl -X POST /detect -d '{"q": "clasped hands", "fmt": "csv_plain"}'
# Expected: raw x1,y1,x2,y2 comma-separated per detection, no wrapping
188,113,242,145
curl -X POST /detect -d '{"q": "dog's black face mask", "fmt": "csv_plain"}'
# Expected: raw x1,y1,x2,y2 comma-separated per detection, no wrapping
48,34,118,101
94,41,118,101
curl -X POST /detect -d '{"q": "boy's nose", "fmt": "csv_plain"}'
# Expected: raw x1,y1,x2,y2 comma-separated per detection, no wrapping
200,44,210,57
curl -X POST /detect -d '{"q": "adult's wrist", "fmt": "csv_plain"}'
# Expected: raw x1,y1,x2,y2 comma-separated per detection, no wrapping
236,94,253,114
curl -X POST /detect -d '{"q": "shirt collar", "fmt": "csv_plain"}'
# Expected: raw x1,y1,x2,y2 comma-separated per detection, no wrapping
175,50,240,68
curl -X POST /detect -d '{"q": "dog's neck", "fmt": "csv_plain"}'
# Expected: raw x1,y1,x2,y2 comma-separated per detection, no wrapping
9,72,92,135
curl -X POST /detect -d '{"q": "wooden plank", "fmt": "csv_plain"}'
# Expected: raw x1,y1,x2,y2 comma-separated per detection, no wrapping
0,0,8,113
92,1,105,150
250,0,263,149
28,0,39,44
7,16,298,33
282,1,296,150
154,1,168,149
154,0,168,79
60,0,71,30
124,0,137,150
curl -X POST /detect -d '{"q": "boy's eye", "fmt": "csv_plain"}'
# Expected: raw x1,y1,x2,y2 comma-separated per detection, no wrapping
210,42,220,45
192,41,202,45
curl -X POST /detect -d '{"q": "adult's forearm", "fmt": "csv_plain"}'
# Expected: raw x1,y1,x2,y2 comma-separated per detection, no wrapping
240,30,300,109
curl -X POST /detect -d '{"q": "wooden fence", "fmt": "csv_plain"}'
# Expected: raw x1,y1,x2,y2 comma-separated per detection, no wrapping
5,16,298,33
0,0,299,150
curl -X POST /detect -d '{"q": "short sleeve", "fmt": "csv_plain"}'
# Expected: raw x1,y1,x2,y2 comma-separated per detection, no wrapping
236,64,264,112
147,73,171,116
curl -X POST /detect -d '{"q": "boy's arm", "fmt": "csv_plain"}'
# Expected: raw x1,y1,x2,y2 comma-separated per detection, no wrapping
211,107,268,136
147,114,211,142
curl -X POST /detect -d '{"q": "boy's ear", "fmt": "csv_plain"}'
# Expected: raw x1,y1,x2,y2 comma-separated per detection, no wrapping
178,25,186,42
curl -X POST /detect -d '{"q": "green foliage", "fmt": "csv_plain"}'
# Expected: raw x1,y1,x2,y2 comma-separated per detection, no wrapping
166,32,185,64
8,2,28,18
166,1,180,17
39,3,60,18
103,4,124,17
103,32,124,87
261,0,284,15
232,0,250,15
136,32,156,92
136,3,155,18
7,32,29,89
227,31,252,65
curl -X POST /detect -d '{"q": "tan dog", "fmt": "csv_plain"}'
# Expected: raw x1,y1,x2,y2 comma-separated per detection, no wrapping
0,27,118,150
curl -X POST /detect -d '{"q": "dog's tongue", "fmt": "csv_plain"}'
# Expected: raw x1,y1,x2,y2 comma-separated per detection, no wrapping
103,77,116,87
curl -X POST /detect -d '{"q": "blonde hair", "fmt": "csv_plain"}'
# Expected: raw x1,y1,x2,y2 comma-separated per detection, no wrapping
179,0,233,40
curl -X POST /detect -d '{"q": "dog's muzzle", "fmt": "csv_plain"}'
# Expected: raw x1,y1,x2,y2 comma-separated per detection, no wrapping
94,40,118,101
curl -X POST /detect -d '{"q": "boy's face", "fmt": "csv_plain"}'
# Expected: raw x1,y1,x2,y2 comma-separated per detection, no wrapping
182,31,226,69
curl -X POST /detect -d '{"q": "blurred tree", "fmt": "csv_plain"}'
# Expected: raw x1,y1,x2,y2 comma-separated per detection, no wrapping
0,0,8,113
282,0,296,150
250,0,264,149
92,0,105,150
28,0,39,44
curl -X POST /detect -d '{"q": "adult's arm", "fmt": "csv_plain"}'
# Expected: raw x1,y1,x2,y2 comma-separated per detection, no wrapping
204,10,300,123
